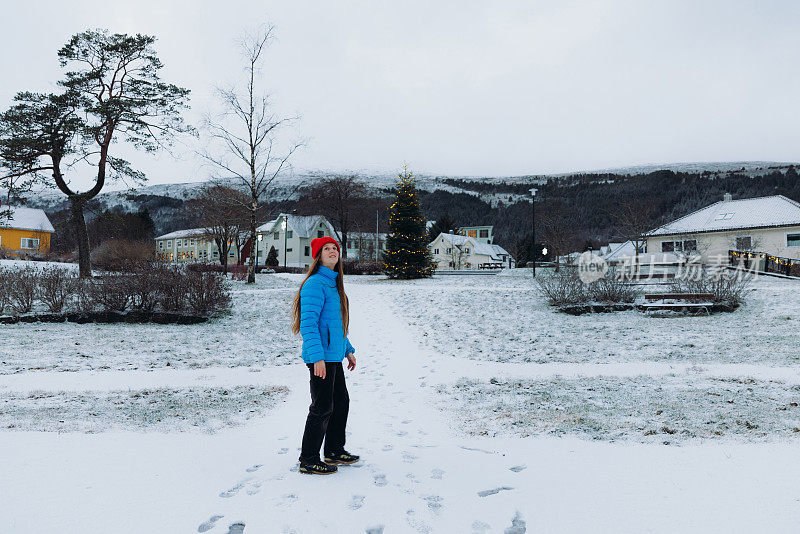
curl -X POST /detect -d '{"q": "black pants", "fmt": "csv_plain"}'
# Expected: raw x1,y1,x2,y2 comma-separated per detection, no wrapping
299,361,350,464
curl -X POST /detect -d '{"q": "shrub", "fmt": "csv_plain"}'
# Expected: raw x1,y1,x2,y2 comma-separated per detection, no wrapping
37,266,76,313
7,266,38,314
186,271,231,316
126,262,160,311
91,239,155,272
587,267,641,303
92,275,132,312
536,268,588,306
669,266,751,307
155,265,188,312
0,267,9,314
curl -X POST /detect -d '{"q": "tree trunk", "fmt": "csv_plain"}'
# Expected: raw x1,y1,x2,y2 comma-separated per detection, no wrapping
247,210,257,284
69,196,92,278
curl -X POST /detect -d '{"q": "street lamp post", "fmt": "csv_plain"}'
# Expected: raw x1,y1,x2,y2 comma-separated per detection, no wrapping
256,233,262,266
283,216,288,268
530,187,538,278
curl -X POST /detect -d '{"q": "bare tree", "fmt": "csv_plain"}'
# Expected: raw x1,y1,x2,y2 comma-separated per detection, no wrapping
606,197,659,274
187,184,250,274
299,174,368,257
200,25,303,283
539,198,579,272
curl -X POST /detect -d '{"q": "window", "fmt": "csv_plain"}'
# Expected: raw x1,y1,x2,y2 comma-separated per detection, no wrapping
735,236,752,250
167,240,172,247
465,248,470,253
318,230,324,238
714,212,735,221
189,239,194,245
434,248,439,254
788,234,800,247
320,223,324,228
158,241,164,249
479,229,489,238
449,261,454,267
213,251,219,257
468,230,477,238
683,240,697,251
305,246,310,256
274,232,279,239
229,251,235,257
286,248,293,253
446,247,452,254
20,238,39,250
287,230,293,239
258,251,263,257
661,241,674,252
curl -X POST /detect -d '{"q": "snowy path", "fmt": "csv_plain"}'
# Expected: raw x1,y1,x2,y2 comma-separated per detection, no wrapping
3,278,800,533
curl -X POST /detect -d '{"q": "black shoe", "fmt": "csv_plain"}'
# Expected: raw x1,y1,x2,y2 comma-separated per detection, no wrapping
324,450,360,465
298,461,338,475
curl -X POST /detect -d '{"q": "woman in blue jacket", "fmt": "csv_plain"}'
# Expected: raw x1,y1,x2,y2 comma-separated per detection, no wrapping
291,236,359,475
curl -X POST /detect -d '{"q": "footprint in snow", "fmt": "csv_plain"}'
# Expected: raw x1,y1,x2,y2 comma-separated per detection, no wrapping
460,446,494,454
226,523,245,534
505,511,527,534
431,468,444,480
478,486,514,497
382,444,394,451
197,515,223,533
348,494,365,510
402,451,418,463
396,430,408,437
245,482,261,495
509,465,527,473
245,464,261,473
277,447,289,454
219,479,251,498
471,521,491,534
373,473,388,487
365,525,384,534
423,495,443,514
402,420,412,424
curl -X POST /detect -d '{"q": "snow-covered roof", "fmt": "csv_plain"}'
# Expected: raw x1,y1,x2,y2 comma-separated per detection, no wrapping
155,228,210,240
257,214,335,238
0,206,55,233
647,195,800,236
434,232,512,261
348,232,388,239
603,241,645,261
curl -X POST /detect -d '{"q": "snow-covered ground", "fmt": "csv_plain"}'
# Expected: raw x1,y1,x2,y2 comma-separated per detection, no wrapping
1,270,799,533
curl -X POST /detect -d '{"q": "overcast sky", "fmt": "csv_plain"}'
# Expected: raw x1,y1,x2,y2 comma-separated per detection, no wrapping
1,0,798,190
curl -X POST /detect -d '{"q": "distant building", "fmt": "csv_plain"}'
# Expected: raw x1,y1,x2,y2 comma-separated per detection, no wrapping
345,232,387,261
457,225,493,244
645,194,800,264
256,214,337,268
428,232,514,270
154,228,242,263
0,206,55,256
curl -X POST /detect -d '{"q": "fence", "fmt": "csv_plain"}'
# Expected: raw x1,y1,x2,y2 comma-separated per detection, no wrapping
729,250,800,277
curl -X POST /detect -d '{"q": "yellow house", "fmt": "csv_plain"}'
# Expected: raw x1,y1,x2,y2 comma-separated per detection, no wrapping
0,206,55,256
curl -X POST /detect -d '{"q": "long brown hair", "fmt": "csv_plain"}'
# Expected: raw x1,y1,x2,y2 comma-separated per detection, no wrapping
291,249,350,336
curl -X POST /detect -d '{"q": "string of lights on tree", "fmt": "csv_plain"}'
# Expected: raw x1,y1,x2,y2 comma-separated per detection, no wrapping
382,166,435,279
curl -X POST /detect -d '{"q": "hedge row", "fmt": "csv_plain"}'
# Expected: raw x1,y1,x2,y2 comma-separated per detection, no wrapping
0,263,231,317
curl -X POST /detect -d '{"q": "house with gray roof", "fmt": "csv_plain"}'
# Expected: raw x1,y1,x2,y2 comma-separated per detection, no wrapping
645,194,800,264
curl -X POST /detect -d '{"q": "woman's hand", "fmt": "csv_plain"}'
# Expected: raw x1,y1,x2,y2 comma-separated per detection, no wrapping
346,353,356,371
313,360,326,379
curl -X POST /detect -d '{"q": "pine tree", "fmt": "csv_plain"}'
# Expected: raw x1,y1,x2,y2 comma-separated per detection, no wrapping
383,167,434,279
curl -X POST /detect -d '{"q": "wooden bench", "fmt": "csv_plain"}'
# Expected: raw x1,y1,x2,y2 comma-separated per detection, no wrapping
640,292,715,316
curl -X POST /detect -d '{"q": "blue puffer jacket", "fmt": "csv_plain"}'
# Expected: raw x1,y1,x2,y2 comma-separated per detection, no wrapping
299,265,356,363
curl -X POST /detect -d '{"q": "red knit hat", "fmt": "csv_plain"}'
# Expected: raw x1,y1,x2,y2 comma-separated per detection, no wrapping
311,236,340,259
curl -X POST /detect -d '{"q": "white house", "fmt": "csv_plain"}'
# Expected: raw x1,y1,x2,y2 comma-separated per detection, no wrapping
645,194,800,265
256,214,337,268
428,232,515,270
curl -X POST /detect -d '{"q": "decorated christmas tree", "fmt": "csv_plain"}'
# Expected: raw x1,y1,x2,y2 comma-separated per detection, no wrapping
383,166,434,279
